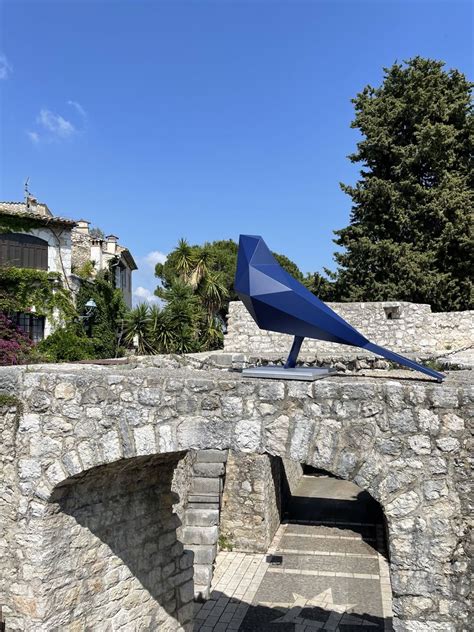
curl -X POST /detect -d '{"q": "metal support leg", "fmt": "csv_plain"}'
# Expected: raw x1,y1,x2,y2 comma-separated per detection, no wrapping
284,335,304,369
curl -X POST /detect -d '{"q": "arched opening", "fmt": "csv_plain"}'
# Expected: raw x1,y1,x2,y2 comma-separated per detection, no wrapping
200,453,393,632
43,452,195,631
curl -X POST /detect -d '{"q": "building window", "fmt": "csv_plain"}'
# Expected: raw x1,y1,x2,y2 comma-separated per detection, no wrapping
120,265,128,290
0,233,48,270
14,313,45,342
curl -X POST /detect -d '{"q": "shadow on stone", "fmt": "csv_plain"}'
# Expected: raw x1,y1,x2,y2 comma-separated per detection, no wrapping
196,591,391,631
47,452,194,630
280,469,389,559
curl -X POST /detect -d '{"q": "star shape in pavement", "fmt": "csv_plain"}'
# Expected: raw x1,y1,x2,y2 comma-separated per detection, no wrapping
261,588,378,630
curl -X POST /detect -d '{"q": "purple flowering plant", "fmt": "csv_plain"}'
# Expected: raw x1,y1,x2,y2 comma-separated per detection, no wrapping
0,313,34,365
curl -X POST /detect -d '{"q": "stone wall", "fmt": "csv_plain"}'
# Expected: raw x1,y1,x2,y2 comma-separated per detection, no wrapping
172,450,197,528
220,453,304,552
70,227,92,273
2,441,194,630
220,451,281,552
224,300,474,356
0,402,21,631
42,454,194,631
0,363,472,631
281,458,304,495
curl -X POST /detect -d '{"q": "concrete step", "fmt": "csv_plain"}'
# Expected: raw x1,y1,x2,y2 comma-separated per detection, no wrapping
185,508,219,527
181,526,219,546
187,494,220,505
191,477,222,494
193,462,225,478
195,449,228,463
185,544,217,565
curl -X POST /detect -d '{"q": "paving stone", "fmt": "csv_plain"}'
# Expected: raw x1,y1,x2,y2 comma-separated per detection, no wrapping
195,474,392,632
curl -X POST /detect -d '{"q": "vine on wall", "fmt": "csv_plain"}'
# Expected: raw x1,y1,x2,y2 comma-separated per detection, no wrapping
0,268,76,321
0,213,46,233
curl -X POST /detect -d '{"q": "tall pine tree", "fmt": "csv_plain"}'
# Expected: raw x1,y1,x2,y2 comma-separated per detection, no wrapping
333,58,473,311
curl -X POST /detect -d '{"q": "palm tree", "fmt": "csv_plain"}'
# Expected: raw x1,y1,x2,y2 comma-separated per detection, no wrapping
149,307,177,353
199,270,228,318
123,304,156,355
201,313,224,350
189,244,214,289
174,238,195,282
159,281,203,353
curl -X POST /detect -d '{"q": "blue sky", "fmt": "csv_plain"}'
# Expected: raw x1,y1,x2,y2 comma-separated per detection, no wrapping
1,0,472,303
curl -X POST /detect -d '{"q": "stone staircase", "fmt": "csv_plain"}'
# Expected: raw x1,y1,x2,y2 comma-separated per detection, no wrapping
180,450,227,599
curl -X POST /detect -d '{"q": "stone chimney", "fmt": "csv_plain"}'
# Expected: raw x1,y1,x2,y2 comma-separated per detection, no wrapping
76,220,90,234
105,234,119,254
26,196,51,217
26,196,38,214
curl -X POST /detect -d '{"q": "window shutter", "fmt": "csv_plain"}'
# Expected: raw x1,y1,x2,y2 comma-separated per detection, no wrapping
0,233,48,270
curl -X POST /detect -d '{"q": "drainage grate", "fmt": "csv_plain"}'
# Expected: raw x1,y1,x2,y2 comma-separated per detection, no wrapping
266,554,283,566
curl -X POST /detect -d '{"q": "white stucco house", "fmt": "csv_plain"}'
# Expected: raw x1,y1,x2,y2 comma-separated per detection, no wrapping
0,197,137,341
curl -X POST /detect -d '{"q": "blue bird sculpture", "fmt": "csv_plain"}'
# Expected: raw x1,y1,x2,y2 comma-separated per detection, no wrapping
234,234,445,382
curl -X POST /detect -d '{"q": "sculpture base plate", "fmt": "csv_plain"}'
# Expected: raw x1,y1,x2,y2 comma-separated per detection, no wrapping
242,366,337,381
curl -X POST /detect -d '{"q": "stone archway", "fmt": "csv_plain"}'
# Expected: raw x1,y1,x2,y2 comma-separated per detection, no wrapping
1,364,470,631
41,453,194,631
214,456,393,631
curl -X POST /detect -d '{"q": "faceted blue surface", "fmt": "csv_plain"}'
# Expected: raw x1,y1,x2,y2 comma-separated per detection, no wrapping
234,235,445,382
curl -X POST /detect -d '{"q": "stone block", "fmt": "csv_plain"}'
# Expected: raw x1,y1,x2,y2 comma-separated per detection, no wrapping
195,449,228,463
187,494,220,505
180,526,219,545
178,581,195,606
192,477,221,494
177,601,194,623
193,564,212,586
192,462,225,477
194,584,211,601
185,508,219,527
169,567,194,588
185,544,217,565
179,550,194,569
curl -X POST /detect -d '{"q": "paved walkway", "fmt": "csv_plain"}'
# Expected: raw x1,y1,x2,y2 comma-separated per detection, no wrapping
194,475,393,632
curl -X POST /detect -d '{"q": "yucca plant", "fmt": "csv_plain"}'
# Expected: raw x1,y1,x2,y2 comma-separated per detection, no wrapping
149,306,177,353
123,303,156,355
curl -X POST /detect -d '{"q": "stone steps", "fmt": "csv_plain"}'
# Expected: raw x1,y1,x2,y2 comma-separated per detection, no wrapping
185,508,219,527
179,449,228,600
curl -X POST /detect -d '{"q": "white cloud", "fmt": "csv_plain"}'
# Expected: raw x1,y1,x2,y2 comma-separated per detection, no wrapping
37,109,76,138
0,54,12,80
133,286,160,304
27,131,40,144
144,250,167,267
28,102,87,144
132,250,168,306
68,100,87,118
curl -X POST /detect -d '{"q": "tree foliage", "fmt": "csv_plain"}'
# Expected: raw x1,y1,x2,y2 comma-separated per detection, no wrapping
332,57,473,311
76,268,128,358
156,239,305,313
150,238,307,353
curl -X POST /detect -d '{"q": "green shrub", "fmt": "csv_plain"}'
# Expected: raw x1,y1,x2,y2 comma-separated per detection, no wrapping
77,270,128,359
38,326,95,362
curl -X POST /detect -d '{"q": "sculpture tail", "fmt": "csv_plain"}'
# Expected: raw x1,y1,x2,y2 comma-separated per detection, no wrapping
363,342,445,382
